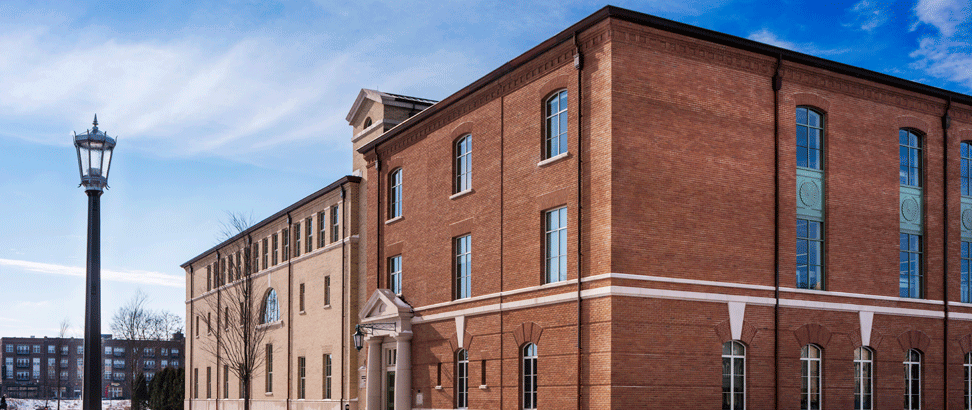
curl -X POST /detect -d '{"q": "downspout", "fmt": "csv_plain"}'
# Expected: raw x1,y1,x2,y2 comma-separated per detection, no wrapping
340,185,347,409
942,97,952,407
499,94,505,409
285,213,293,410
772,53,783,410
573,31,584,410
376,152,382,291
188,265,194,410
215,251,221,410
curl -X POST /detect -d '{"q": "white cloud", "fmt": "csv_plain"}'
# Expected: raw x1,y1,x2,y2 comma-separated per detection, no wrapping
849,0,889,31
748,29,847,56
0,258,184,288
914,0,970,36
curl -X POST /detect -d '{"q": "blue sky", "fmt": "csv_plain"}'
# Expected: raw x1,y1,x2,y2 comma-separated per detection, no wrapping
0,0,969,338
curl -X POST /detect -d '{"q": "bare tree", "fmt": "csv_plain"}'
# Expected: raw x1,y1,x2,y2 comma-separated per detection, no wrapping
55,319,70,410
198,212,269,410
110,291,183,410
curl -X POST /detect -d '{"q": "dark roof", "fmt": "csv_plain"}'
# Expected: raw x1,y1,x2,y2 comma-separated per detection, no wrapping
384,92,438,105
180,175,362,268
359,5,971,155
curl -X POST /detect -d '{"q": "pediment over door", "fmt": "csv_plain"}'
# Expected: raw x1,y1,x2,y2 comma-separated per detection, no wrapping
360,289,413,324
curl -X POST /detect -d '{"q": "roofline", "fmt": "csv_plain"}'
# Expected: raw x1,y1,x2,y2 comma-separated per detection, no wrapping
180,175,362,268
359,5,971,155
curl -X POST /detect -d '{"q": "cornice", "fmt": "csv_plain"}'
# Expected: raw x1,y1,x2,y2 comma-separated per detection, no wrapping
783,65,947,116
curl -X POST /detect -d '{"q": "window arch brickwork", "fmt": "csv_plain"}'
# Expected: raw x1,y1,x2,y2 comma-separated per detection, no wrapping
790,93,831,113
897,330,931,353
512,322,544,347
714,320,758,346
792,323,832,349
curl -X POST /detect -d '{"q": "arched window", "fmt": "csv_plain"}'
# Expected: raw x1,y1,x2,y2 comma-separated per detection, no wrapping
904,349,921,410
363,117,372,128
455,135,472,193
964,352,972,409
900,129,922,187
456,349,468,410
961,142,972,303
801,344,822,410
544,90,568,159
389,168,402,219
854,347,873,410
962,142,972,196
722,341,745,410
522,343,537,410
796,107,824,170
262,289,279,324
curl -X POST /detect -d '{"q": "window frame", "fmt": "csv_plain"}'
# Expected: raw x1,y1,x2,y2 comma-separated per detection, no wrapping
543,90,568,160
389,168,403,220
293,222,301,257
263,289,279,324
265,344,273,393
331,205,340,243
900,129,923,188
965,352,972,410
297,356,305,400
522,343,538,410
318,211,326,248
455,134,472,194
389,255,402,295
282,228,290,260
544,207,567,284
796,106,824,170
722,340,745,410
905,349,922,410
455,235,471,300
801,344,822,410
324,353,332,399
797,219,824,290
900,233,924,299
854,347,873,410
456,349,468,410
305,217,313,253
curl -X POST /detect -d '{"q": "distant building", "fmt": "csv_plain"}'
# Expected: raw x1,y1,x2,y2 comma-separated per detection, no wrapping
1,333,184,400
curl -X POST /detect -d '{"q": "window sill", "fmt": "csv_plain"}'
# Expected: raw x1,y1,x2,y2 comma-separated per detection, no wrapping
256,320,284,330
323,304,331,309
434,385,442,390
538,152,569,167
265,393,273,397
385,216,404,225
450,189,474,200
479,385,488,390
298,310,306,315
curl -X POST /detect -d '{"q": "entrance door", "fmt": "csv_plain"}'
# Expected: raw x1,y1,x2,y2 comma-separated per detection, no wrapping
384,344,397,409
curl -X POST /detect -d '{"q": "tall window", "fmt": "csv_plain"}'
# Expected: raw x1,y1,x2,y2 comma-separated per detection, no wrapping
389,255,402,295
282,228,290,260
293,223,301,257
206,366,211,399
455,135,472,193
455,235,471,300
262,238,268,269
722,341,745,410
796,107,823,170
963,142,972,195
272,234,278,265
299,283,305,312
796,219,824,290
545,207,567,283
904,349,921,410
456,349,468,410
544,90,568,159
964,353,972,410
964,242,972,303
324,276,331,306
265,344,273,393
801,344,822,410
331,205,340,243
522,343,538,410
318,211,326,247
194,368,198,398
854,347,873,410
263,289,279,323
900,129,922,187
324,354,332,399
297,356,305,399
389,169,402,219
305,217,313,253
900,233,923,298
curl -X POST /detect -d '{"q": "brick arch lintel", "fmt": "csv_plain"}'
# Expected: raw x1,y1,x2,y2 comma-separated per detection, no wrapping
897,115,930,135
792,93,831,113
450,121,476,140
958,334,972,354
897,330,931,353
714,320,758,346
956,128,972,142
793,323,833,349
449,330,474,354
512,321,544,348
538,74,570,102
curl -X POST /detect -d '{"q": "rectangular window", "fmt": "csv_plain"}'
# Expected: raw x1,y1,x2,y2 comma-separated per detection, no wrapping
900,233,923,298
324,276,331,306
207,265,212,291
324,354,332,399
194,368,199,399
389,169,402,219
797,219,824,290
225,307,230,330
455,235,471,300
48,345,54,354
305,217,313,253
294,222,301,257
252,243,259,273
331,205,340,243
206,366,211,399
266,344,273,393
299,283,305,312
272,234,278,266
297,356,305,400
544,90,568,159
282,228,290,260
318,211,326,247
855,347,873,410
389,255,402,295
963,242,972,303
545,207,567,283
263,238,269,269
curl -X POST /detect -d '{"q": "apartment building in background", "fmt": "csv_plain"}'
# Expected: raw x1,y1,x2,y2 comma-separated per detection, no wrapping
1,333,184,400
184,5,972,410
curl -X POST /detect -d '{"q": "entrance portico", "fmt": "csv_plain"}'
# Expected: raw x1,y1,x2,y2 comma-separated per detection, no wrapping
359,289,413,410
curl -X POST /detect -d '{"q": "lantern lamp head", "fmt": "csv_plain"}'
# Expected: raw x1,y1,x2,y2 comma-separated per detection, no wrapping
353,325,364,351
74,114,116,192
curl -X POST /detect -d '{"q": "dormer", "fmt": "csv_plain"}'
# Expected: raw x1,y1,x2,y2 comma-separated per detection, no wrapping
347,89,436,175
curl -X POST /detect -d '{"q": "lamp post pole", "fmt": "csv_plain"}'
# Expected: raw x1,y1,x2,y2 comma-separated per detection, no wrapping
74,115,116,410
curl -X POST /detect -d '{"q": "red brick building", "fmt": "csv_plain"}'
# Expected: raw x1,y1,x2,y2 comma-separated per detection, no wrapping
350,6,972,410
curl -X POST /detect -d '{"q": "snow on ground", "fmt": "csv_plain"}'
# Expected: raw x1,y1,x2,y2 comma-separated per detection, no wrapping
3,399,131,410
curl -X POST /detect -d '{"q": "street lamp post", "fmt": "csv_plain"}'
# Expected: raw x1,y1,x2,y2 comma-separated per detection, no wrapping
74,115,116,410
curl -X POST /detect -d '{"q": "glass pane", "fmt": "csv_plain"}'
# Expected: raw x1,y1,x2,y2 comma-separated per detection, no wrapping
797,126,808,148
809,111,820,128
900,129,908,145
559,91,567,112
796,108,808,125
809,129,820,149
797,219,808,237
560,112,568,139
733,342,744,356
808,149,819,169
723,343,731,356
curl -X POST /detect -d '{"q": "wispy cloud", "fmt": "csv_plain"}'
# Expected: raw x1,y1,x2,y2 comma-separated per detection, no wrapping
0,258,183,288
914,0,970,37
848,0,889,31
910,0,972,90
747,29,847,56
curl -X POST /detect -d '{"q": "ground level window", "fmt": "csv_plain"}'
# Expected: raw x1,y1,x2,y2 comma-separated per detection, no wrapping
801,344,822,410
522,343,537,410
905,349,921,410
855,347,873,410
722,340,745,410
